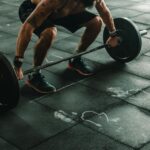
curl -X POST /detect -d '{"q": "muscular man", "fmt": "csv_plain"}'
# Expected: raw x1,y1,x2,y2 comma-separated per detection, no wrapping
14,0,119,93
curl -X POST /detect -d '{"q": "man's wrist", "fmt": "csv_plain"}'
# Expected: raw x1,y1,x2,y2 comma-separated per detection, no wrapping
109,30,118,37
13,56,24,68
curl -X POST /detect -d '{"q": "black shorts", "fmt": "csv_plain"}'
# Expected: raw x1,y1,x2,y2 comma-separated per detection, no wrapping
19,0,97,36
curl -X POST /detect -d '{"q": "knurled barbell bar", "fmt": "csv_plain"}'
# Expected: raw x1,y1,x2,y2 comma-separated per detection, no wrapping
0,17,148,112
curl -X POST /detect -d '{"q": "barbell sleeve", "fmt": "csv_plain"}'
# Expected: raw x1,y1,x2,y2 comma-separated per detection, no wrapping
139,30,147,36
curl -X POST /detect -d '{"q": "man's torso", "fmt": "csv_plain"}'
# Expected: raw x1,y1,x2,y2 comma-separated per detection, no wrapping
31,0,86,18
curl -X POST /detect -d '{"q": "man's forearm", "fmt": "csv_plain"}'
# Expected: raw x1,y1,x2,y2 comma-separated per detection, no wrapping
100,9,116,32
16,23,34,57
96,1,116,32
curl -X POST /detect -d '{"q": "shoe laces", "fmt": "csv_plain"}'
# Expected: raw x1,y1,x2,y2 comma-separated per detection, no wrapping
30,73,46,82
75,58,86,67
37,73,46,81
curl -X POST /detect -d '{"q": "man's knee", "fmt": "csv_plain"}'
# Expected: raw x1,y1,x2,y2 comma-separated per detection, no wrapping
86,16,102,32
41,27,57,42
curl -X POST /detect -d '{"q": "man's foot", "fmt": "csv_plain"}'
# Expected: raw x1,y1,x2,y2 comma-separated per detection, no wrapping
26,72,56,94
68,57,94,76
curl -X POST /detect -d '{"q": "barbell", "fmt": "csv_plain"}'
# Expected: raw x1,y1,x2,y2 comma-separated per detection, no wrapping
0,17,147,112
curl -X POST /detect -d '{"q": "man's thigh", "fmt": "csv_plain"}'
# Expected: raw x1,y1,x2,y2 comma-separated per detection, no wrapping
19,0,55,37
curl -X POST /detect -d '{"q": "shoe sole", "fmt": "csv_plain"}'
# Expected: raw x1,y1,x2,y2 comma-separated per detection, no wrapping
68,64,93,76
25,80,56,94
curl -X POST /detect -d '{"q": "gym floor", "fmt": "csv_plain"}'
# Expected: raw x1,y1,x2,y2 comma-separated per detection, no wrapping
0,0,150,150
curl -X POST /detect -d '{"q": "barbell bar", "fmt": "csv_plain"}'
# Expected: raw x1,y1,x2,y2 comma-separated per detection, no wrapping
0,17,147,112
24,44,107,75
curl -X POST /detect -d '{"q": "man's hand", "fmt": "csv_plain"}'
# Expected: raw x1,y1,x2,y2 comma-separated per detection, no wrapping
106,36,121,48
14,67,24,80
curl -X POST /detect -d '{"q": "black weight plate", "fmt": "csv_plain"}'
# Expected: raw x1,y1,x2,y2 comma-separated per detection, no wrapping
103,17,142,63
0,52,20,111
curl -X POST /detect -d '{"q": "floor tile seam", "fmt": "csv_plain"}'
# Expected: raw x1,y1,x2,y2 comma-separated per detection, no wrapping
0,29,17,36
122,85,150,112
124,97,150,113
107,2,150,11
79,80,150,112
108,85,150,112
0,17,18,24
1,2,19,7
33,98,58,111
22,92,56,104
0,35,17,43
129,14,147,20
111,9,145,19
142,36,150,40
140,26,150,31
80,123,135,149
124,8,148,15
109,5,135,9
1,13,20,18
122,68,150,81
139,53,150,58
141,49,150,56
0,135,21,150
133,20,150,27
0,29,18,37
146,26,150,30
138,140,150,150
0,2,12,6
109,4,145,11
28,124,79,150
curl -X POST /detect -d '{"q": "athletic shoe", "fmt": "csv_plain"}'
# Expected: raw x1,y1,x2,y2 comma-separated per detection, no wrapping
26,72,56,94
68,57,94,76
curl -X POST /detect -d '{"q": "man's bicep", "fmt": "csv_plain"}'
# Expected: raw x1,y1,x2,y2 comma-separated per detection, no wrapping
26,0,54,28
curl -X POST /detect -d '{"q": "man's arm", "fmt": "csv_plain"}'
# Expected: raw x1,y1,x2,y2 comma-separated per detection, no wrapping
16,0,59,57
95,0,116,32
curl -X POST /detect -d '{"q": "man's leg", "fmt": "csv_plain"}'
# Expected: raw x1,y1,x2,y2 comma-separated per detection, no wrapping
76,16,102,53
34,27,57,66
26,27,57,93
69,16,102,76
